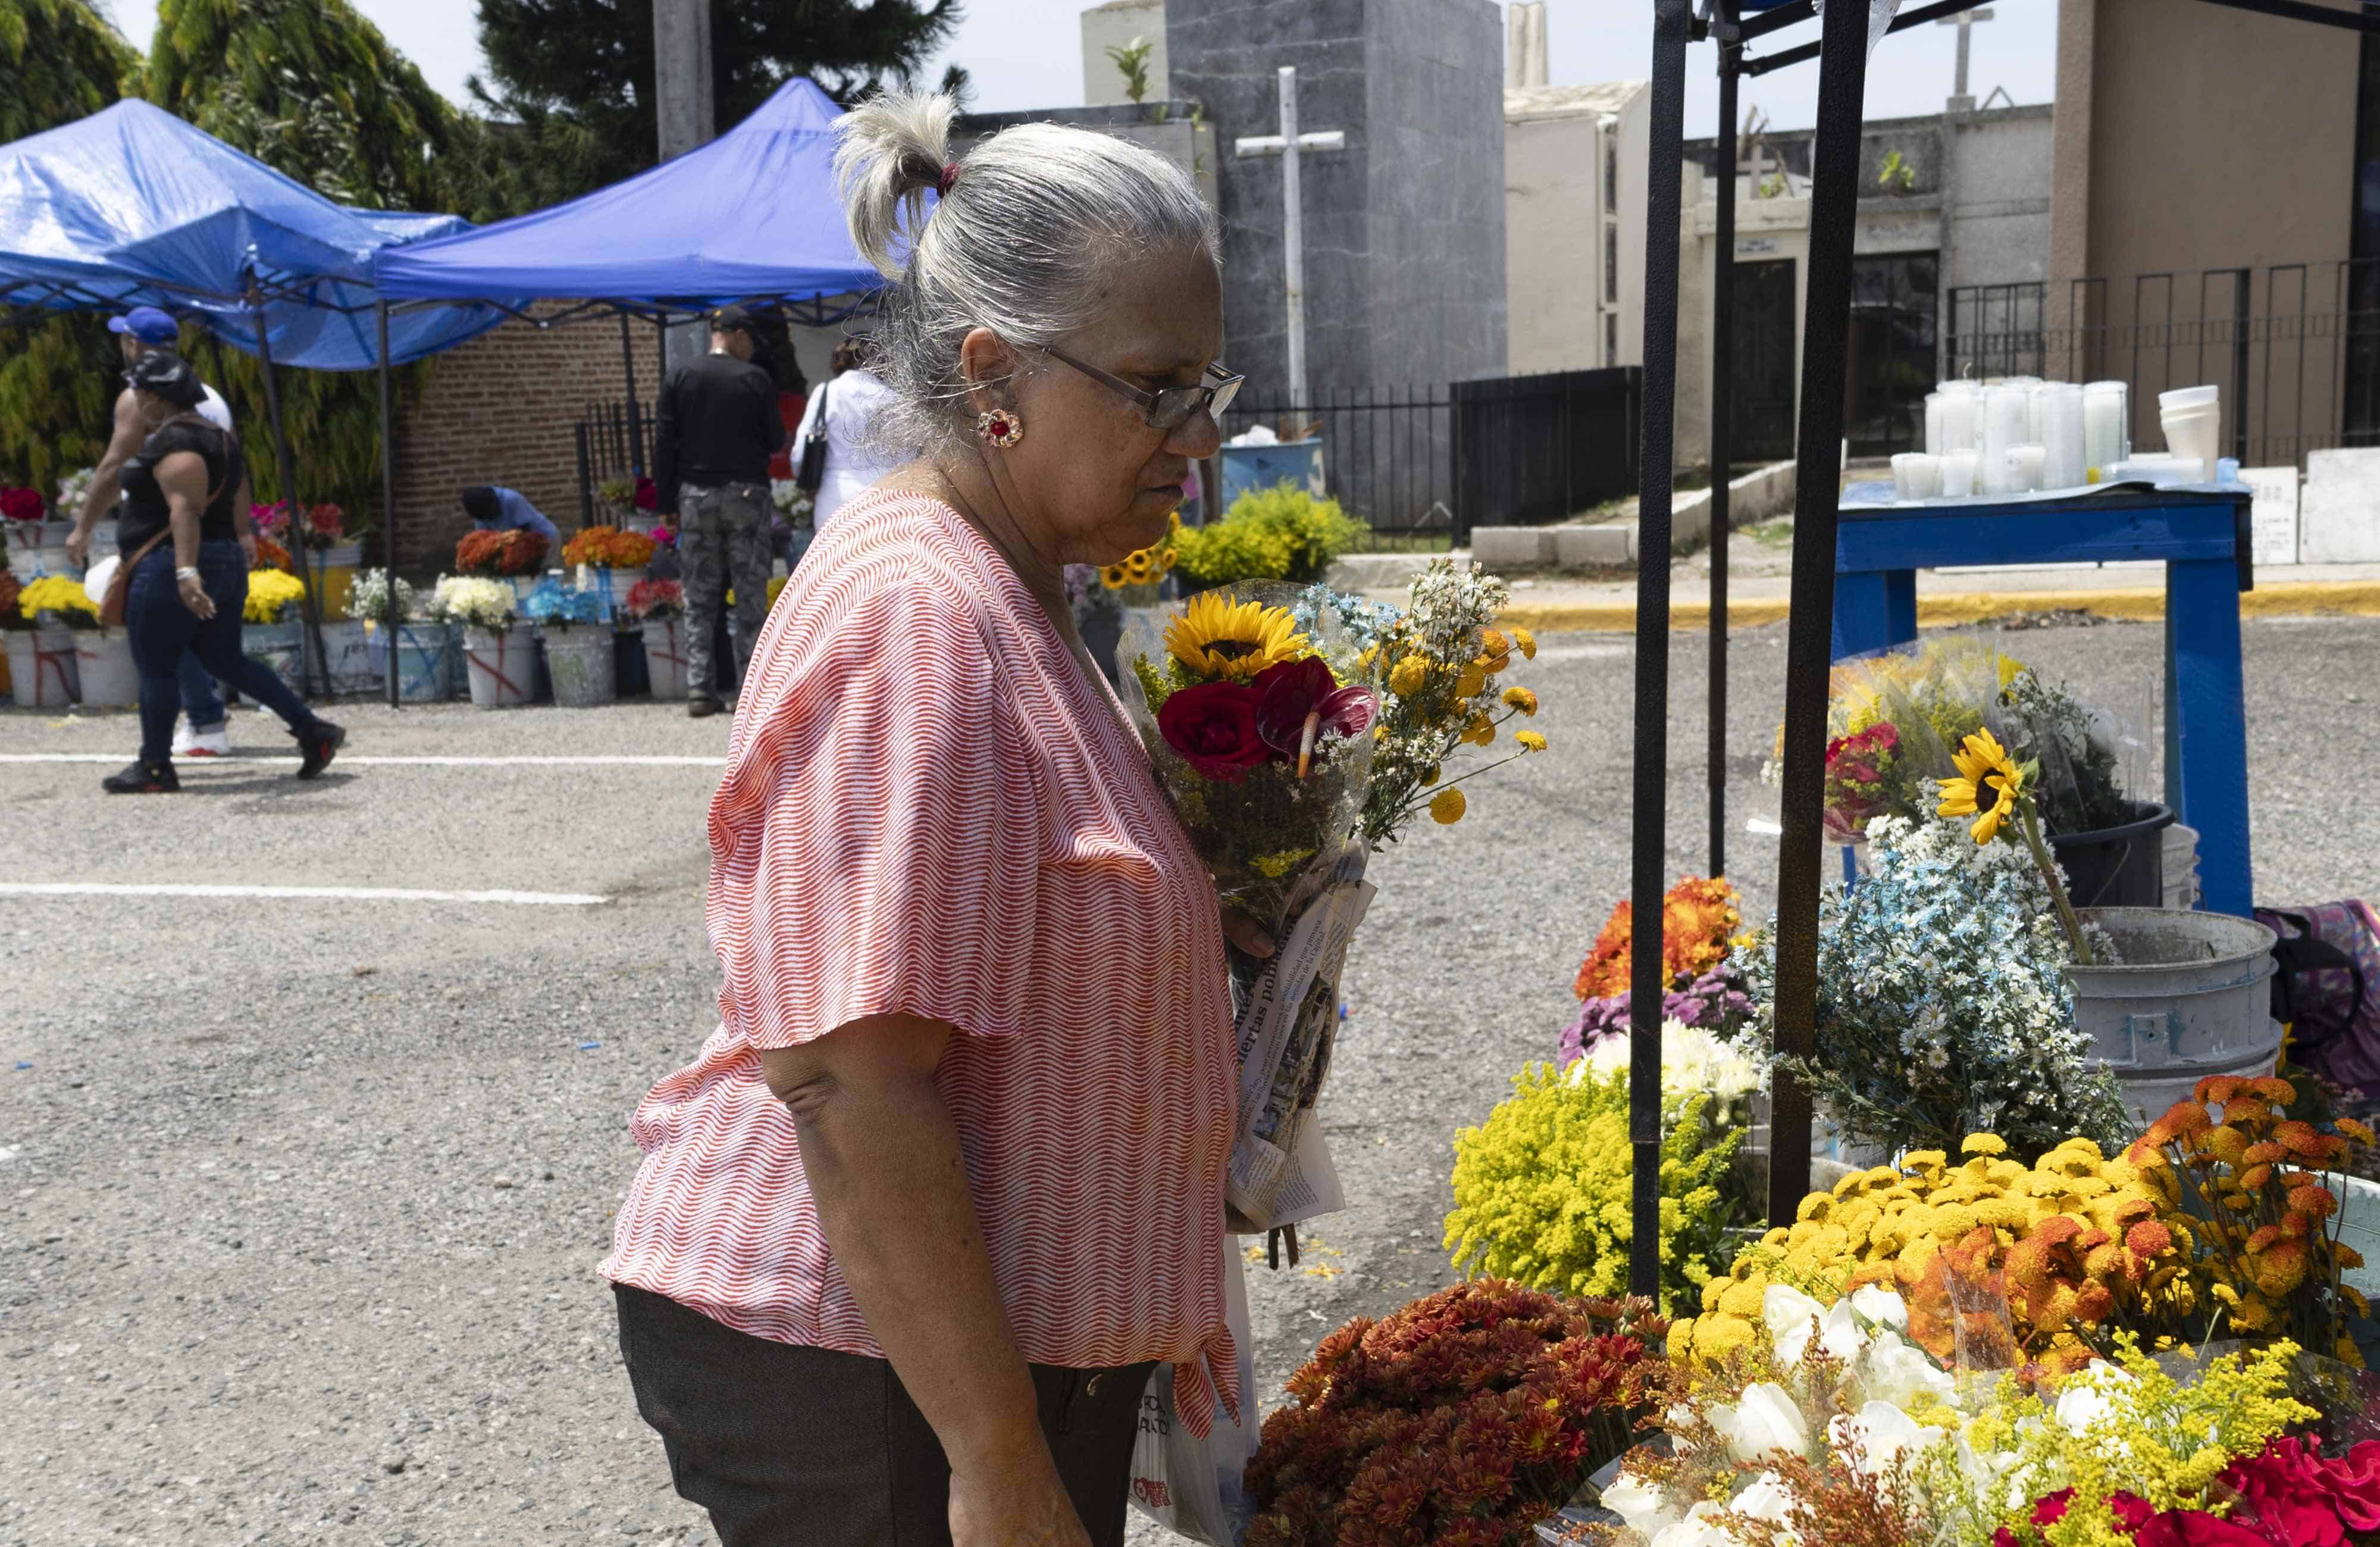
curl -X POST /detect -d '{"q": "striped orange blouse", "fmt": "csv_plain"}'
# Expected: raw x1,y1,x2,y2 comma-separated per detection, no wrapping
602,490,1241,1434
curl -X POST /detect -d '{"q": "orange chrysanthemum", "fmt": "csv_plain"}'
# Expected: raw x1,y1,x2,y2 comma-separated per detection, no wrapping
1571,875,1743,999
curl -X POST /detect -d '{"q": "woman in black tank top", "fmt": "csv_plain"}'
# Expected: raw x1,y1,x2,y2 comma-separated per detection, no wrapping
102,351,345,793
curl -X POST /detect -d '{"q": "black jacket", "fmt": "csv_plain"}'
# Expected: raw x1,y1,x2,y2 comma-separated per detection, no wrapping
654,351,785,508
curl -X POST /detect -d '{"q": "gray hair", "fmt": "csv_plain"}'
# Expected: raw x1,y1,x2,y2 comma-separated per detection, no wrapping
834,92,1220,454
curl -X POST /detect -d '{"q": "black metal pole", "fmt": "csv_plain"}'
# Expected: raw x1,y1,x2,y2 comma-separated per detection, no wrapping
1628,0,1691,1304
621,312,646,476
1768,0,1872,1229
249,286,323,701
1710,2,1740,881
377,302,400,710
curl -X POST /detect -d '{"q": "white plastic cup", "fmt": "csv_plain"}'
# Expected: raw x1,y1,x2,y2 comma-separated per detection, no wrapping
1981,384,2029,495
1937,386,1978,455
1941,450,1979,499
1891,452,1942,501
2040,384,2087,491
2083,383,2128,479
2007,443,2047,492
2161,404,2219,481
1924,392,1944,458
2160,384,2219,412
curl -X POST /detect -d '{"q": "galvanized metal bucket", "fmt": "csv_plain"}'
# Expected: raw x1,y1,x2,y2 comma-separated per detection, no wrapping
2068,907,2280,1128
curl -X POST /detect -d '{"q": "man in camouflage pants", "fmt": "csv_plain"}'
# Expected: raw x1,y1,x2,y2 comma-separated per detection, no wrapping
653,306,785,716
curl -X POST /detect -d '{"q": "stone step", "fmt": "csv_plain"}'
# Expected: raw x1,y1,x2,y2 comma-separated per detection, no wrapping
1470,459,1798,571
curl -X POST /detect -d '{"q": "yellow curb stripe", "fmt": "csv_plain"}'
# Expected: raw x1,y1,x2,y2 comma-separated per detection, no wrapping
1499,581,2380,634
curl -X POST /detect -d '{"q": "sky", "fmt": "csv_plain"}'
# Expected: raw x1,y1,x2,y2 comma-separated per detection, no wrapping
101,0,2058,139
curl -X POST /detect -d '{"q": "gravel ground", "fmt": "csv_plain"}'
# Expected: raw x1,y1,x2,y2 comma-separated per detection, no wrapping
1,615,2374,1546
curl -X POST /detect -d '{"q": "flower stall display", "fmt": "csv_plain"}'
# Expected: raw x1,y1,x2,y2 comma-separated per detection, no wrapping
561,525,657,619
18,574,97,628
250,534,295,574
1736,813,2128,1163
431,576,532,710
453,527,549,578
621,578,689,700
1562,877,1753,1065
242,568,306,625
1,486,44,524
55,466,95,518
1446,1054,1749,1311
347,569,455,702
344,568,413,624
522,581,614,707
323,567,412,696
1242,1283,1673,1547
237,568,309,696
1,569,77,706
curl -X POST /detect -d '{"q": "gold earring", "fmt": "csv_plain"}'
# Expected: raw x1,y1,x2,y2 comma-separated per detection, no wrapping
973,409,1024,449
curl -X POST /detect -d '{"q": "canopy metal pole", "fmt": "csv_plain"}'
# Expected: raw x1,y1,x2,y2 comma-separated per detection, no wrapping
1628,0,1692,1302
621,312,646,475
249,285,324,701
1767,0,1872,1227
1709,0,1740,879
377,301,400,710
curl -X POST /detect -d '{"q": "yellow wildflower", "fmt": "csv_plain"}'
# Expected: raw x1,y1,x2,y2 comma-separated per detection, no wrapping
1429,788,1466,825
1961,1133,2009,1157
1511,625,1537,659
1388,654,1429,697
1501,685,1539,716
1455,663,1486,699
1515,730,1546,753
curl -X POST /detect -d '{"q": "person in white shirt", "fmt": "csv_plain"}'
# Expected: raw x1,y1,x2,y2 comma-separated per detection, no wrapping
792,337,912,528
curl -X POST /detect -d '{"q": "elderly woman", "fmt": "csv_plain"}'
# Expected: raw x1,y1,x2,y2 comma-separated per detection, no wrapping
101,353,343,794
602,95,1253,1547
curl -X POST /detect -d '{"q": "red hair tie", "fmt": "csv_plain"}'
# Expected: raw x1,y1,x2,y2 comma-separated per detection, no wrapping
936,161,959,197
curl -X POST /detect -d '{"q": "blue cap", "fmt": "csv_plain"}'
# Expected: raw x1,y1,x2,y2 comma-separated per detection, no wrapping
108,306,180,345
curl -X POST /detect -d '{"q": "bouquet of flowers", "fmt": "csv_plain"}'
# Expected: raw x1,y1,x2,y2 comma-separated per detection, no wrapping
1559,876,1751,1067
242,568,307,625
427,575,515,631
1122,582,1380,1233
560,525,657,569
298,503,349,550
55,467,96,516
345,568,414,623
519,580,604,628
454,528,547,577
250,500,288,538
619,577,684,621
769,479,814,525
0,486,45,523
597,477,638,518
250,534,295,574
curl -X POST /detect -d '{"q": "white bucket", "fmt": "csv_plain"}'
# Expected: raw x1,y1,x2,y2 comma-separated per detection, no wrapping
2067,907,2281,1128
377,622,460,702
73,629,139,707
577,564,647,621
541,625,616,707
642,616,690,700
5,625,80,706
464,625,536,709
318,618,383,696
242,619,305,697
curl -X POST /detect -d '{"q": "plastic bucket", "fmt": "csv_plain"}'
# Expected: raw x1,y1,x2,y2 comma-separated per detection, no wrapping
318,618,383,696
242,619,305,697
306,543,363,619
73,629,139,707
5,626,80,706
642,617,690,700
378,622,459,702
578,565,646,621
613,627,650,697
541,625,616,707
2048,800,2175,909
464,625,536,709
2067,907,2281,1128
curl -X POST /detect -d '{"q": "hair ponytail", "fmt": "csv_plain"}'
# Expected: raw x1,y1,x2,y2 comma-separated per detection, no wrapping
833,93,957,280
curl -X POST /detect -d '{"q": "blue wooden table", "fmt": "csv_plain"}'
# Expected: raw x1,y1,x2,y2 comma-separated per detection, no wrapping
1831,487,2256,916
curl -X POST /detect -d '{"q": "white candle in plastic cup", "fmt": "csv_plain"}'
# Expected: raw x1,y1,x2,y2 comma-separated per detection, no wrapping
1937,383,1978,453
2041,383,2087,490
1941,450,1979,498
1981,385,2028,494
2082,383,2127,480
1924,392,1944,458
1890,452,1941,501
2007,443,2047,493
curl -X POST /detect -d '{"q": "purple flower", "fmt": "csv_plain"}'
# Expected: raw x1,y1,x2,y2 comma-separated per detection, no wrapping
1556,964,1752,1068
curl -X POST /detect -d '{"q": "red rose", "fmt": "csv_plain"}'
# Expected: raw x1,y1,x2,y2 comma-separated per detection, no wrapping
2033,1490,2075,1528
2125,1502,2275,1547
2322,1442,2380,1532
1158,681,1272,781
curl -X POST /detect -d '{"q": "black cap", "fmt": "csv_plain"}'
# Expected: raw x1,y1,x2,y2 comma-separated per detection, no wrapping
711,305,758,334
126,351,205,409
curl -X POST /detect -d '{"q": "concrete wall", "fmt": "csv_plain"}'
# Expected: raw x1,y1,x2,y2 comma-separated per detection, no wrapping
1082,0,1169,106
1504,82,1649,375
1677,172,1814,469
1166,0,1506,400
1943,105,2052,296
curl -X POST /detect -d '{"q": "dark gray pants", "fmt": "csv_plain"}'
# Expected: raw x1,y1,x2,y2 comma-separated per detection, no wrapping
613,1284,1153,1547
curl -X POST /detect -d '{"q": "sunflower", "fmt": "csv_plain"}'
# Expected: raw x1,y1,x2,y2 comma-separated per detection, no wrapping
1165,593,1308,682
1936,726,2027,844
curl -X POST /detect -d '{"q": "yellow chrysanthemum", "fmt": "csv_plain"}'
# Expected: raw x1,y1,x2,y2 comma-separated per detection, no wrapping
1430,788,1467,825
1961,1133,2009,1157
1511,625,1537,660
1455,663,1487,699
1515,729,1546,753
1164,592,1308,682
1936,726,2026,844
1464,715,1495,747
1501,685,1539,716
1388,654,1429,697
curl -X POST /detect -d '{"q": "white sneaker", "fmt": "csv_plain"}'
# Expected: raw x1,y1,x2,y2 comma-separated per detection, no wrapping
172,721,231,758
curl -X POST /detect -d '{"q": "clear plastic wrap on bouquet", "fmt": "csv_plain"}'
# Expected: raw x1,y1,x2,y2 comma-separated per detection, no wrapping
1118,581,1380,1234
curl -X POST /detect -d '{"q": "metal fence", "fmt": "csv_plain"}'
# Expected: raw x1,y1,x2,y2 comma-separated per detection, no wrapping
573,399,658,524
1947,263,2380,469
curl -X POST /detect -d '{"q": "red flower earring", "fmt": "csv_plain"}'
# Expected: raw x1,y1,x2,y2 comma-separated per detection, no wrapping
974,409,1025,449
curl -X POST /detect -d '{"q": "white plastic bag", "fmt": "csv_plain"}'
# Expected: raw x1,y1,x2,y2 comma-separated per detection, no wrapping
1126,1244,1258,1545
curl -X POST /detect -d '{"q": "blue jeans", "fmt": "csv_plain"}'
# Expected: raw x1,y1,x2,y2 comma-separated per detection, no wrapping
178,653,224,726
127,541,321,766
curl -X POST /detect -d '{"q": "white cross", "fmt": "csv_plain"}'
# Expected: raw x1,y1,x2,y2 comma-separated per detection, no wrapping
1233,67,1346,408
1936,7,1993,107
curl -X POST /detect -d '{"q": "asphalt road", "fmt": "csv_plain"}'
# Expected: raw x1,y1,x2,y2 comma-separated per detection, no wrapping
1,614,2373,1545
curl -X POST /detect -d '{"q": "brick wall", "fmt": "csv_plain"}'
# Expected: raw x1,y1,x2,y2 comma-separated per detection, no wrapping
388,306,664,574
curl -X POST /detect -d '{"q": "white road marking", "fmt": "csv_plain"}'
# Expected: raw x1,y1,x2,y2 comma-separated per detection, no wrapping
0,754,724,767
0,882,610,906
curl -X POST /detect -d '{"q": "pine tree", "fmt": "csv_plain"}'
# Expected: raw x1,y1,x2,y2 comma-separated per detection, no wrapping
471,0,972,209
0,0,141,490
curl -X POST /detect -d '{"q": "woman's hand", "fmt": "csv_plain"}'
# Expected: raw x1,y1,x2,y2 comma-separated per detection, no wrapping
1221,908,1275,960
948,1463,1092,1547
177,571,215,620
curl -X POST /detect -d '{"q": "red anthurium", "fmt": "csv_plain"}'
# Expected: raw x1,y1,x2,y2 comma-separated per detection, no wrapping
1158,680,1272,781
1252,657,1377,778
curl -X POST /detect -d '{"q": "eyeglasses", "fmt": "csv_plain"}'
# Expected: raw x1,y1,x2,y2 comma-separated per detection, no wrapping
1042,346,1243,431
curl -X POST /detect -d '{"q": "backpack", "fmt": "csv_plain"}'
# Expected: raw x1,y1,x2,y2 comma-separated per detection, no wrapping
2259,901,2380,1103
